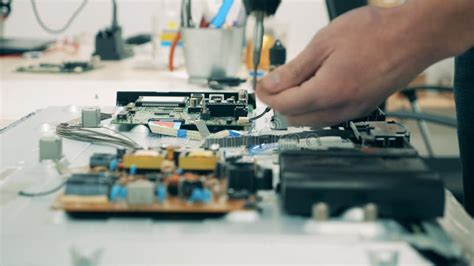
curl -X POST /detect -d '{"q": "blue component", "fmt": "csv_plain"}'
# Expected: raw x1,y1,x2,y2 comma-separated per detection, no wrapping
110,185,128,201
119,186,128,199
156,185,167,202
189,188,202,203
110,185,122,201
249,143,278,155
189,188,212,203
109,159,118,171
229,130,241,137
172,122,182,129
176,169,184,175
202,189,212,203
177,129,187,138
210,0,234,28
130,164,137,175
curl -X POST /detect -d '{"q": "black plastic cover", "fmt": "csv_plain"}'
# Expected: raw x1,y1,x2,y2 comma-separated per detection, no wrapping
280,149,445,220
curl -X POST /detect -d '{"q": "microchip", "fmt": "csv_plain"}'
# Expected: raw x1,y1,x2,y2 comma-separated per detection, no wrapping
90,153,117,168
136,96,188,108
65,173,113,196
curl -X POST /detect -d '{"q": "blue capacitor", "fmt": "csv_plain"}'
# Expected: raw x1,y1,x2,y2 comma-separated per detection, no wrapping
119,186,128,199
189,188,212,203
156,185,167,202
129,164,137,175
108,159,118,171
202,189,212,203
110,185,127,201
110,185,122,201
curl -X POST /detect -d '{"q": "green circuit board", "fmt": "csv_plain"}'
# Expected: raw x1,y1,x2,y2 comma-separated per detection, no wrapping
112,91,254,132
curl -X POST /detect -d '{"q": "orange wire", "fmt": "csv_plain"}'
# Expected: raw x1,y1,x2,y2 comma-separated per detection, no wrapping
168,31,182,72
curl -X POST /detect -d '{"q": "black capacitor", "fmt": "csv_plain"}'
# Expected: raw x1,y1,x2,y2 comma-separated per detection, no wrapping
269,40,286,71
116,148,126,159
255,165,273,190
89,153,117,168
226,162,256,199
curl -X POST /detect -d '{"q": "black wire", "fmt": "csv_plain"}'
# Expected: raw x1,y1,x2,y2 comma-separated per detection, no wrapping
404,86,454,94
386,111,458,128
30,0,88,34
249,107,272,122
18,180,67,197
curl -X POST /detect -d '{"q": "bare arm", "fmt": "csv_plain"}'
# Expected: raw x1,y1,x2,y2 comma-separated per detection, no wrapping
256,0,474,127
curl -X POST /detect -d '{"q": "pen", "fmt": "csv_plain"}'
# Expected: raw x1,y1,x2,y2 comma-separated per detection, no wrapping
210,0,234,28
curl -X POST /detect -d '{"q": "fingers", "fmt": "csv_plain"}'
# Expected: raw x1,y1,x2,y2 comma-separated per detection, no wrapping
285,106,354,128
258,75,323,115
258,64,347,116
257,35,331,95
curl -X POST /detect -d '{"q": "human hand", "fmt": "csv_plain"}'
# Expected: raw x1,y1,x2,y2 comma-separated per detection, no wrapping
256,3,465,127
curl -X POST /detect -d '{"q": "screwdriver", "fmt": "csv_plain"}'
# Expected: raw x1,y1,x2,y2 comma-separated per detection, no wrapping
252,11,265,92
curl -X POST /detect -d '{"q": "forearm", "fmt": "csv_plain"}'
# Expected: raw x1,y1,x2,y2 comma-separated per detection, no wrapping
403,0,474,59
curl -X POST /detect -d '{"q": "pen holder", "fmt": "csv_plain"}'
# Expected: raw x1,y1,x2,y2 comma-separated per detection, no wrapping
182,27,245,81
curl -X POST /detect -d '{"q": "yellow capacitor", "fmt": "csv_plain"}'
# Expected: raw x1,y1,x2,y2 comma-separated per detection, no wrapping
122,150,163,170
179,150,218,171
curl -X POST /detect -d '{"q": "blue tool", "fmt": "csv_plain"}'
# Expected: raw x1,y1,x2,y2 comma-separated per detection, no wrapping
210,0,234,28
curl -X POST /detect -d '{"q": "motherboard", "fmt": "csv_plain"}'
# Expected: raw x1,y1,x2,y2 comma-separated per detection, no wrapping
111,90,255,133
53,146,272,216
16,61,99,74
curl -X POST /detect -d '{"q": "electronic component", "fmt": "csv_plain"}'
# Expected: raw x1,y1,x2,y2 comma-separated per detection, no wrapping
279,149,445,220
16,61,98,74
206,102,248,118
53,146,266,215
178,150,218,171
226,162,256,199
203,121,409,149
209,94,225,103
353,121,410,148
148,121,203,140
63,173,112,204
179,176,204,200
89,153,117,168
136,96,188,108
270,112,288,130
116,111,128,120
127,179,155,205
112,91,255,133
122,150,164,170
39,135,63,161
81,107,101,128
